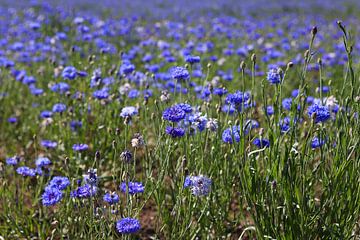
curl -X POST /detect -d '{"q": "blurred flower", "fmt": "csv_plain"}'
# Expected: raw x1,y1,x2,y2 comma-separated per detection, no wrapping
116,218,141,234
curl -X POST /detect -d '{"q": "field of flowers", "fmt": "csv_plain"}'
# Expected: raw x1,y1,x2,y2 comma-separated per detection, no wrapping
0,0,360,239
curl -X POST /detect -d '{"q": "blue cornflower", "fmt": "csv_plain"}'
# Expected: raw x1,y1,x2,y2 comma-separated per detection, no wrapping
311,137,326,149
93,89,109,99
40,111,53,118
266,105,274,115
52,103,66,113
225,91,251,106
48,176,70,190
184,175,212,196
116,218,141,234
62,66,77,80
120,182,144,195
103,192,120,205
120,106,138,118
8,117,17,123
170,66,189,80
70,120,82,131
51,82,70,94
282,98,293,111
83,169,98,186
253,138,270,148
16,166,36,177
307,104,331,123
6,156,19,166
185,55,200,64
35,157,51,168
72,144,89,151
70,184,97,198
187,112,207,132
42,187,63,206
213,88,228,96
128,89,140,99
222,126,241,144
184,176,192,188
165,126,185,138
267,68,281,84
119,62,135,75
279,116,291,133
41,140,57,149
291,89,299,97
162,105,186,122
176,103,192,113
222,104,236,115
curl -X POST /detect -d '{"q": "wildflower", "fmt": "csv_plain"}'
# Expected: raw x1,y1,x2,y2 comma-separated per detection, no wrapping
253,138,270,148
42,187,63,206
8,117,17,123
40,111,53,119
267,68,281,84
119,61,135,75
188,112,208,132
72,143,89,151
52,103,67,113
128,89,140,99
50,82,70,94
116,218,141,234
163,105,186,122
41,140,57,149
225,91,251,107
35,157,51,168
131,133,145,148
93,89,109,99
170,66,189,80
176,103,193,113
213,88,228,96
6,156,19,166
206,118,218,131
160,90,171,102
311,137,326,149
222,126,241,144
120,182,144,195
184,175,212,196
165,126,185,138
266,105,274,115
83,169,98,186
185,55,200,64
48,176,70,190
70,120,82,131
16,166,36,177
282,98,293,111
103,192,120,204
70,184,97,198
120,106,138,118
120,150,133,163
62,66,77,80
307,104,331,123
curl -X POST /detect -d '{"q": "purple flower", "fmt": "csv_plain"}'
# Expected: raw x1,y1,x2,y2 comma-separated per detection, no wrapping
62,66,77,80
116,218,141,234
72,144,89,151
16,166,36,177
35,157,52,168
103,192,120,204
6,156,19,166
42,187,63,206
169,66,189,80
48,176,70,190
120,182,144,195
162,105,186,122
165,126,185,138
41,140,57,149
